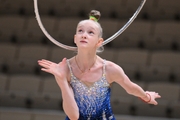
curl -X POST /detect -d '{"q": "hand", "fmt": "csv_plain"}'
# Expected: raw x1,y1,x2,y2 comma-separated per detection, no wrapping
142,91,161,105
38,58,68,80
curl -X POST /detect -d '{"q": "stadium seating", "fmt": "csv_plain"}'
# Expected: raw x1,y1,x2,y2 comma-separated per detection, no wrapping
0,0,180,119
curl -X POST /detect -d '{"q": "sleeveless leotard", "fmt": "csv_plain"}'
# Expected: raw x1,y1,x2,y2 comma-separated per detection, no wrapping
65,59,115,120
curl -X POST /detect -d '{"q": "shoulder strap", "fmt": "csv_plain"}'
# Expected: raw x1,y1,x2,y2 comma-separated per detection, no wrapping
66,59,73,76
102,59,106,77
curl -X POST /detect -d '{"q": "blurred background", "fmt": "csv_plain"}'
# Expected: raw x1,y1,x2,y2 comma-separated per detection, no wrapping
0,0,180,120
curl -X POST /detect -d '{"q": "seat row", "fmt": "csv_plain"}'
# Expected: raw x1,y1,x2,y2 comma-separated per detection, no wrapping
1,107,179,120
0,44,180,82
0,74,180,118
0,0,180,20
0,74,62,110
0,108,66,120
0,16,180,50
111,82,180,118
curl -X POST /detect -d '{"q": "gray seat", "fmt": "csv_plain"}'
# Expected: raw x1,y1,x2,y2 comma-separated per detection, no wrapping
100,19,119,39
33,111,66,120
55,18,81,46
18,45,50,60
98,48,116,63
0,0,33,15
19,16,56,44
0,44,18,73
134,82,180,118
171,67,180,83
0,74,7,92
111,81,145,115
145,35,173,50
125,0,155,19
150,51,180,68
56,0,94,17
1,74,41,108
134,98,168,118
33,76,62,110
50,47,75,63
0,74,8,105
0,16,25,43
149,21,180,50
155,0,180,19
147,82,180,103
7,59,39,74
112,20,152,48
170,101,180,118
94,0,124,18
138,66,171,82
7,45,49,74
0,43,17,62
0,109,32,120
116,49,149,67
37,0,64,15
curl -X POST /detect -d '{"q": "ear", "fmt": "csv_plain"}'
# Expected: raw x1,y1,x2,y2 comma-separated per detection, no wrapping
74,35,77,44
96,38,104,47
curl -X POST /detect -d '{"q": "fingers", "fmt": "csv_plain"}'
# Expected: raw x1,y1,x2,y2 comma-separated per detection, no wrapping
155,93,161,99
38,59,54,65
153,93,159,105
38,59,54,73
61,58,67,63
41,68,51,74
58,58,67,65
153,92,161,99
62,58,67,62
38,58,66,74
38,59,57,68
38,60,51,69
153,100,158,105
145,91,161,105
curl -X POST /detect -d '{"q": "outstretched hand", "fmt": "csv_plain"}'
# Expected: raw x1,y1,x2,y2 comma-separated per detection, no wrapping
142,91,161,105
38,58,68,79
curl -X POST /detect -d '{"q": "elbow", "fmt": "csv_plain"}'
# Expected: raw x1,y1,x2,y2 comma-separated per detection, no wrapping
127,89,134,95
69,115,79,120
67,112,79,120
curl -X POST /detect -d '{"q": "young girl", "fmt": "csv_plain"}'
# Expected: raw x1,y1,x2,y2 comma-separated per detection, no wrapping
38,10,161,120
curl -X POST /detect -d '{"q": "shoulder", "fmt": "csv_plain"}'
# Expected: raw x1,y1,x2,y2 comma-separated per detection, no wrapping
105,60,125,83
65,57,75,82
105,60,124,73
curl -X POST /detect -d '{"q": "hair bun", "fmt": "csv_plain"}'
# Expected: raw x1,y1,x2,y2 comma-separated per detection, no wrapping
89,10,101,22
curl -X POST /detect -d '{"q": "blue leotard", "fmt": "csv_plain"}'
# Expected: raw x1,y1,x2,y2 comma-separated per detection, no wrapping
66,59,115,120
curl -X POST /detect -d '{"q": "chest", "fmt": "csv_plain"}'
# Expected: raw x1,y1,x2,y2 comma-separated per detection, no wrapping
70,74,110,97
72,66,104,87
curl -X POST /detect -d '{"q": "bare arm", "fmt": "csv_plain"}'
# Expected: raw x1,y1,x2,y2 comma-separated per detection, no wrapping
38,58,79,120
55,76,79,120
106,61,161,105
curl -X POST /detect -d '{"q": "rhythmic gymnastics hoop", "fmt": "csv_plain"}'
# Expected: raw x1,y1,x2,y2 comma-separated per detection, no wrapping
34,0,146,51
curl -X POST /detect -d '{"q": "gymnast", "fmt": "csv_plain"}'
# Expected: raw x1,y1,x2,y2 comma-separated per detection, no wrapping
38,10,161,120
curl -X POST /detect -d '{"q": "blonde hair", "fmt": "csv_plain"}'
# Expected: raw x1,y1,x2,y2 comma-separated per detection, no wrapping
77,10,104,52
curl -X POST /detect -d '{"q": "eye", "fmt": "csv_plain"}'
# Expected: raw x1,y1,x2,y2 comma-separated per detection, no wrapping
78,29,83,33
89,31,94,35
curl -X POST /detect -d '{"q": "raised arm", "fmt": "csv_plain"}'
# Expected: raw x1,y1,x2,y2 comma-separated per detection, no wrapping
106,61,161,105
38,58,79,120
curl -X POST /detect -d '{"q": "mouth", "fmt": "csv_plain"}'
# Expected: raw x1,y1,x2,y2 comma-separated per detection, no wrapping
80,40,88,43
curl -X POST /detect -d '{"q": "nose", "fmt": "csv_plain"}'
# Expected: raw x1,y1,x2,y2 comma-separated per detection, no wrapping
81,32,87,39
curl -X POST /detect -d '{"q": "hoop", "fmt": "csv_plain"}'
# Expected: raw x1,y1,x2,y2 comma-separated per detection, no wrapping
34,0,146,51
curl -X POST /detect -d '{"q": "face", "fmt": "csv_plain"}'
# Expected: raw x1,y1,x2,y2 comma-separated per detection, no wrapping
74,20,103,50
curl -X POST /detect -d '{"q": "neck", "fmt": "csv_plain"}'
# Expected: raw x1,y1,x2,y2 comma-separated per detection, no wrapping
75,51,97,73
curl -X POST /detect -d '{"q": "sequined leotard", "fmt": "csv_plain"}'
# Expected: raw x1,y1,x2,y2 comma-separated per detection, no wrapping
65,59,116,120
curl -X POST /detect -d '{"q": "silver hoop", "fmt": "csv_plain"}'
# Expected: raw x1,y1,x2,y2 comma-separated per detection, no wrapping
34,0,146,51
